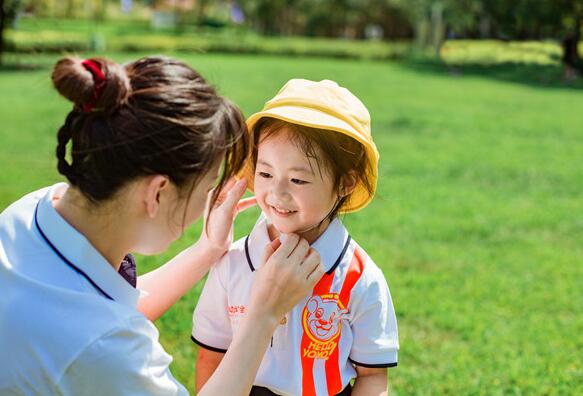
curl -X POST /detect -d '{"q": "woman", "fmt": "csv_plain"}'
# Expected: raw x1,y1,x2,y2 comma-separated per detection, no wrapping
0,55,323,395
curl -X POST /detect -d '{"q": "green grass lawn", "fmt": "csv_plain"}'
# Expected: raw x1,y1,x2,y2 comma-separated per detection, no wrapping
1,53,582,395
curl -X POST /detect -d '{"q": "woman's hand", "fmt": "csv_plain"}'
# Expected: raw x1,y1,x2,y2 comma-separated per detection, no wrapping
199,178,257,257
247,234,324,324
137,178,257,321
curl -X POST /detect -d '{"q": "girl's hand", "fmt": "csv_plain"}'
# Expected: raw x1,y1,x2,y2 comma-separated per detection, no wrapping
199,178,257,257
248,234,324,323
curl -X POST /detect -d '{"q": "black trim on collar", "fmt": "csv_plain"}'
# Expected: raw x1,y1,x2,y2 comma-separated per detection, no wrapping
326,235,352,275
244,235,255,272
191,335,228,353
244,234,352,274
33,201,114,301
348,357,398,368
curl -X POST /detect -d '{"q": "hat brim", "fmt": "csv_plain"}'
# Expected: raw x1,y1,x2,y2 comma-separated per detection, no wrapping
240,106,379,213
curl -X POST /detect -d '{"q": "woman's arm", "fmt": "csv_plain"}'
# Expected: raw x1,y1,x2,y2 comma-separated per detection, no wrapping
136,240,224,321
195,349,224,393
137,179,255,321
352,366,388,396
199,235,324,396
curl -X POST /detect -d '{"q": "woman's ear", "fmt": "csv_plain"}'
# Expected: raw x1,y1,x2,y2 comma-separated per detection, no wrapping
144,175,170,219
340,171,358,198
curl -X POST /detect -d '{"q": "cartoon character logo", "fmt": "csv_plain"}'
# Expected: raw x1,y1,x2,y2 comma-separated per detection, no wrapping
302,294,349,342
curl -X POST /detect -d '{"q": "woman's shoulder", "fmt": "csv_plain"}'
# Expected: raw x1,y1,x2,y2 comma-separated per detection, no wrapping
0,185,55,263
0,184,58,224
0,270,150,389
1,185,50,213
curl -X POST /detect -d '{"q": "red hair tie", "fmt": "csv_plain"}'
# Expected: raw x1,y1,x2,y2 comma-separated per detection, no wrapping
81,59,106,112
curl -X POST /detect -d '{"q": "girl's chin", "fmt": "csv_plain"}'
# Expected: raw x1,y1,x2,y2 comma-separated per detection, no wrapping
267,219,301,235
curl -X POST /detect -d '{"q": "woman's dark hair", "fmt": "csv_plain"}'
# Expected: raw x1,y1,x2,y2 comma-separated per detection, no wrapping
51,55,248,213
251,117,374,219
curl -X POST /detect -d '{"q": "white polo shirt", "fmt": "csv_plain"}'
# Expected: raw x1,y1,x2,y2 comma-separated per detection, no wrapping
0,184,188,395
192,215,398,396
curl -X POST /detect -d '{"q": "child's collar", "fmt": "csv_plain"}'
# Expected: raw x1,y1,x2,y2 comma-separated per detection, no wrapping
244,213,352,274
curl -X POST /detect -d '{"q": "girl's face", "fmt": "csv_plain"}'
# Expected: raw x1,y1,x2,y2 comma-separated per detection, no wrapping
254,128,338,243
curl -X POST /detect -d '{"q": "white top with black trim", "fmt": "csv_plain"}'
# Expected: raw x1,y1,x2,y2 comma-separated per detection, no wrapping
192,215,398,396
0,184,188,395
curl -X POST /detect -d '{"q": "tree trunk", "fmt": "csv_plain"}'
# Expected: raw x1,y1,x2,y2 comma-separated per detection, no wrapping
0,0,5,66
562,17,581,71
94,0,106,21
430,2,445,56
415,19,430,48
66,0,75,18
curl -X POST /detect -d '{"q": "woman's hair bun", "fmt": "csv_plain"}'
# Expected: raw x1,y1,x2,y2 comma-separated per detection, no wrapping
51,56,130,112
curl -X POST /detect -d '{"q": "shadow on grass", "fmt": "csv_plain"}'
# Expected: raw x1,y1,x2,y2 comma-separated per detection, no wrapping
401,58,583,91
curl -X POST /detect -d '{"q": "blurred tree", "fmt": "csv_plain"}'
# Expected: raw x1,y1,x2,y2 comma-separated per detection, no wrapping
0,0,5,65
93,0,107,21
195,0,210,24
389,0,444,50
0,0,24,65
391,0,582,69
25,0,54,18
344,0,411,39
242,0,287,35
67,0,74,17
239,0,411,38
444,0,583,70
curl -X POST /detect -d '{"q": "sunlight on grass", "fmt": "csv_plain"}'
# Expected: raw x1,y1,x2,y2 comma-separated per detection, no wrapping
1,52,581,394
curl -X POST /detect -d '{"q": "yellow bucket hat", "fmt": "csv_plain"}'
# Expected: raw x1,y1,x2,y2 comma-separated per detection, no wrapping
242,79,379,213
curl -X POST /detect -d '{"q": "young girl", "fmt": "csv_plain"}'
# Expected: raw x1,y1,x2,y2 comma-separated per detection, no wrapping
192,79,399,396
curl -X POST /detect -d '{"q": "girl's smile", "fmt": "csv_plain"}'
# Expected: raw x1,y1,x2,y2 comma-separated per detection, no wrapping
269,204,298,217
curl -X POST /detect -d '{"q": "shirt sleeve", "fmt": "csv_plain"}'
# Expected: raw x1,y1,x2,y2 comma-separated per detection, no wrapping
57,316,189,396
191,255,231,353
348,262,399,368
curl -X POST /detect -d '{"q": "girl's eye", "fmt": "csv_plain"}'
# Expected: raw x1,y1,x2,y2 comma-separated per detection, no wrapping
258,172,272,178
291,178,308,185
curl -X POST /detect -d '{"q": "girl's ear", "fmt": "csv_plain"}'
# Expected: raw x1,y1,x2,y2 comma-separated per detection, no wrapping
144,175,170,219
340,171,358,198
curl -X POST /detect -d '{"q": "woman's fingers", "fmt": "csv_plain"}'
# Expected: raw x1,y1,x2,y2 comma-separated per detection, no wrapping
302,248,319,268
208,177,237,207
250,235,323,321
287,238,310,261
303,249,324,281
262,237,282,264
220,179,247,211
200,179,247,253
222,177,237,190
235,196,257,215
218,177,237,198
270,234,300,261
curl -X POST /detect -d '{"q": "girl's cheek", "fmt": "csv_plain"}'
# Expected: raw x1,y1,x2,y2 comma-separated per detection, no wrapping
253,179,267,201
257,193,269,212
